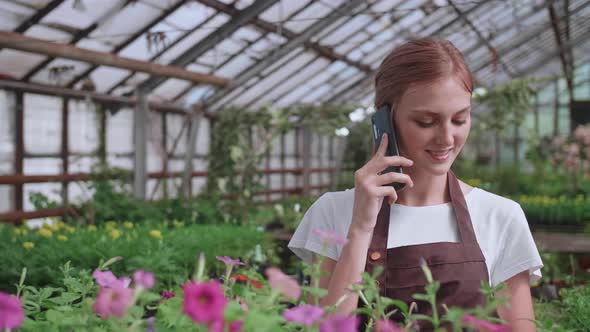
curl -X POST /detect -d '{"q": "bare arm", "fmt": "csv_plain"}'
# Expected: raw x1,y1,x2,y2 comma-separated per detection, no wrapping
308,134,413,314
496,271,536,331
315,226,373,314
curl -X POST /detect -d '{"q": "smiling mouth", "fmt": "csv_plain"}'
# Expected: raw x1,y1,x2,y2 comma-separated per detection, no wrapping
426,149,453,161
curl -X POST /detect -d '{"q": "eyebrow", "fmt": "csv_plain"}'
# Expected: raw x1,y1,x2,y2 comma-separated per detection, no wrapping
410,106,471,115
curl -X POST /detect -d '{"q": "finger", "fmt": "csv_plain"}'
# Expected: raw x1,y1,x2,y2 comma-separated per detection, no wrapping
371,156,413,174
375,172,414,188
374,186,398,204
376,133,388,157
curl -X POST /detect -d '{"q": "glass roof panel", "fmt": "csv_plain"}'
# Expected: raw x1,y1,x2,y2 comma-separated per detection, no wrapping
90,66,131,93
260,0,312,22
283,1,334,33
88,1,162,46
0,1,37,30
0,50,46,79
29,58,90,85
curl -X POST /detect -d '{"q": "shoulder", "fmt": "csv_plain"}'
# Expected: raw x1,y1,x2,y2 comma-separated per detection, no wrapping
468,186,523,217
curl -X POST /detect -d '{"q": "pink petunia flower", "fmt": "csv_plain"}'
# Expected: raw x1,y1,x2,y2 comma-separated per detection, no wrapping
209,318,243,332
133,270,155,289
265,267,301,300
462,314,512,332
375,319,406,332
92,269,130,288
319,314,359,332
93,285,134,318
283,304,324,326
313,228,348,246
216,256,245,267
182,280,227,324
0,292,24,329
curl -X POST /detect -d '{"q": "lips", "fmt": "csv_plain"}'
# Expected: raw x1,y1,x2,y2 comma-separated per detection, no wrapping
426,149,453,161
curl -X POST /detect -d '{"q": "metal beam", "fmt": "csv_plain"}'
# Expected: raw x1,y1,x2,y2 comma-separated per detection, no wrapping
139,0,278,93
471,0,590,74
515,27,590,77
448,0,515,78
324,0,491,105
197,0,371,73
548,3,574,100
134,89,148,200
66,0,188,88
169,0,317,103
205,0,366,109
0,32,230,87
14,0,65,33
0,79,212,116
21,1,130,81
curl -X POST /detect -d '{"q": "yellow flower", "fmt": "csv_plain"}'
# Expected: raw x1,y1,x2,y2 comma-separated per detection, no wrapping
23,242,34,250
123,221,134,229
149,230,162,240
57,221,66,229
88,225,97,232
105,221,117,230
65,226,75,234
38,228,53,238
173,220,185,228
57,235,68,241
110,229,121,239
21,228,28,235
13,228,22,236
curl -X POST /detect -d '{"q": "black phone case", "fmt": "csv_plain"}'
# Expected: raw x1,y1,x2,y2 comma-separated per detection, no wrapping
371,104,406,191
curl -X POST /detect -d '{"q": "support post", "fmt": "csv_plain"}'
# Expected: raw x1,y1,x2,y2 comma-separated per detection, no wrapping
302,126,312,197
134,89,148,200
14,92,24,213
181,106,203,198
61,98,69,212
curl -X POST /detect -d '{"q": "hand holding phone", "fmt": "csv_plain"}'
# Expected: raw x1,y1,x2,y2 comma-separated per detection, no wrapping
371,104,406,191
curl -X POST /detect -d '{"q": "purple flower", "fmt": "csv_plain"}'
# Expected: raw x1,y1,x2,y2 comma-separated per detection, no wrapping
182,280,227,324
375,319,406,332
93,285,134,318
162,290,175,299
133,270,155,289
215,256,245,267
462,314,512,332
313,228,348,246
283,304,324,326
0,292,24,329
265,267,301,300
92,269,130,288
319,314,358,332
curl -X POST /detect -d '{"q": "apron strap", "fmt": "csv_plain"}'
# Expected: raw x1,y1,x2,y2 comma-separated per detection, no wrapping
447,170,478,245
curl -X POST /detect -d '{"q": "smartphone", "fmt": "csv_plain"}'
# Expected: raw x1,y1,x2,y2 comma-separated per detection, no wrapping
371,103,406,191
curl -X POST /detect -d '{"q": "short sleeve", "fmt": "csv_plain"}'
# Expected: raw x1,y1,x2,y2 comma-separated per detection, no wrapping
491,203,544,287
288,193,341,263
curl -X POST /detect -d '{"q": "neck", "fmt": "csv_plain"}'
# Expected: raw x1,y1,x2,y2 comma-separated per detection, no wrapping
396,167,449,206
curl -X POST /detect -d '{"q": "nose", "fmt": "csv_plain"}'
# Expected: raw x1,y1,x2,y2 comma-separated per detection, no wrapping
435,122,454,146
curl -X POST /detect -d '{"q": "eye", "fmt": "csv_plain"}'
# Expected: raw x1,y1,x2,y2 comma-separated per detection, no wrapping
453,119,467,126
415,121,434,128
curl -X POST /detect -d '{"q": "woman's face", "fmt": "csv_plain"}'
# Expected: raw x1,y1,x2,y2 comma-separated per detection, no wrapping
393,76,472,176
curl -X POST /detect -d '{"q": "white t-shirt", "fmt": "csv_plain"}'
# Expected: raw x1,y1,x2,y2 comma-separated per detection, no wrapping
288,187,543,287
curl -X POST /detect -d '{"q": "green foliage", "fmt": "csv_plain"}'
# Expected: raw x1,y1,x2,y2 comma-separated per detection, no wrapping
559,283,590,330
0,222,270,293
207,105,353,223
473,78,537,132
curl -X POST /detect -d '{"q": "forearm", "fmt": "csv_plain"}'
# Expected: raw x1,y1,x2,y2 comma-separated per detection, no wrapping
321,222,373,314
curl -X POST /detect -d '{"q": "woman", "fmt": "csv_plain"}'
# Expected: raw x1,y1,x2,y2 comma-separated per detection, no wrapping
288,38,543,330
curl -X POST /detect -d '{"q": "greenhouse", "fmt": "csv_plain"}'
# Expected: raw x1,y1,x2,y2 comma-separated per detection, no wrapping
0,0,590,331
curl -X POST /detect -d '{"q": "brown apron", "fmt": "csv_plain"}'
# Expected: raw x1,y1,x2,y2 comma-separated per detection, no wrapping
358,171,491,331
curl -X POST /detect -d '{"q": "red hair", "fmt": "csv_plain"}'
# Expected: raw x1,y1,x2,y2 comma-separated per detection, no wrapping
374,38,473,108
